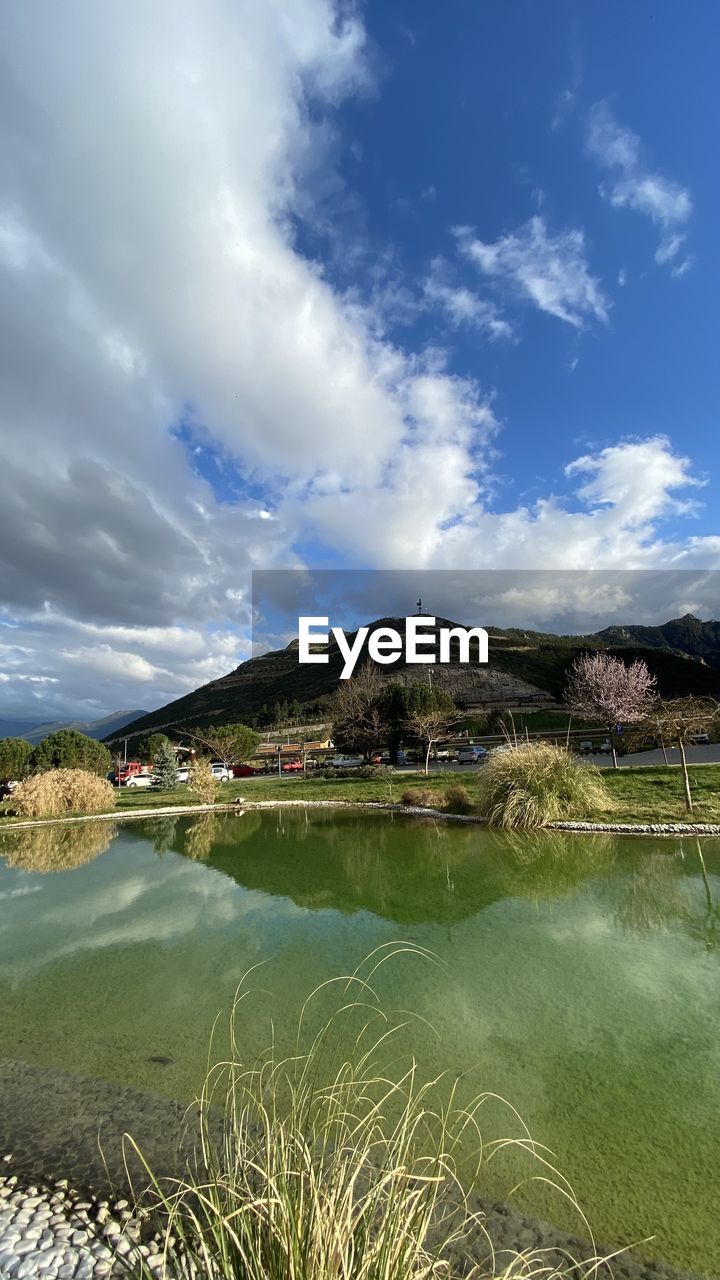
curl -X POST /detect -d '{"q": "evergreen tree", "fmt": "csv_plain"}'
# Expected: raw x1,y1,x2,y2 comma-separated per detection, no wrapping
30,730,111,777
153,739,179,791
140,732,173,764
0,737,33,780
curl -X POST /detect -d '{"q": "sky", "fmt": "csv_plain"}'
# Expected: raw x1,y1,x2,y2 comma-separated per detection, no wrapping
0,0,719,721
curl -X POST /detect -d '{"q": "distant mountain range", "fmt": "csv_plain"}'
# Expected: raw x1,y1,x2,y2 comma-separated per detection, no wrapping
0,709,149,746
107,613,720,744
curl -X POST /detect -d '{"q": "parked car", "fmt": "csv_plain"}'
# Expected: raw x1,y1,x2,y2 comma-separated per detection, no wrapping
457,745,488,765
231,763,262,778
0,779,19,799
689,732,709,745
599,740,613,754
210,763,231,781
281,758,304,773
123,773,155,789
328,755,364,769
578,740,594,754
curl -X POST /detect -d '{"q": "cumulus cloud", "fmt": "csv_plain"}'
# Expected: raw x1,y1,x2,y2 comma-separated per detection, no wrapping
0,4,716,720
454,217,609,328
586,103,693,271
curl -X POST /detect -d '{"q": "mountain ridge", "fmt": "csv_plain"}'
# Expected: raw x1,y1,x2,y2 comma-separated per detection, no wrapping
0,709,149,746
105,614,720,744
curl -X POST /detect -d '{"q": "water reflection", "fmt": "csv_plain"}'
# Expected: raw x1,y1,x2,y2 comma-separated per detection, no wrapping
0,821,117,873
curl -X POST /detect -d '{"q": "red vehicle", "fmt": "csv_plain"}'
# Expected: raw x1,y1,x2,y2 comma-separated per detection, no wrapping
116,761,147,784
230,763,262,778
281,759,304,772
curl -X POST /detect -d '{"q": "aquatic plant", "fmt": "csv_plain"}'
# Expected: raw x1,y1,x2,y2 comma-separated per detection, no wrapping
10,768,116,818
125,947,612,1280
477,742,610,829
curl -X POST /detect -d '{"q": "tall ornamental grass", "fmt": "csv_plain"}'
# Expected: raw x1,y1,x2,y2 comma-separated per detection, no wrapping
10,767,116,818
125,947,611,1280
477,742,610,829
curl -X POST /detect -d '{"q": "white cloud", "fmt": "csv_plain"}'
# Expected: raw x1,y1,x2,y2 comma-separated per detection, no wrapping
0,4,716,720
586,103,693,270
454,217,609,328
295,437,718,577
423,258,514,338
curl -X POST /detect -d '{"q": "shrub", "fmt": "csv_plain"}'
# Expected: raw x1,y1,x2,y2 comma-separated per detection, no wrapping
320,765,392,780
443,781,473,814
476,741,610,828
400,787,440,808
188,756,219,805
11,768,116,818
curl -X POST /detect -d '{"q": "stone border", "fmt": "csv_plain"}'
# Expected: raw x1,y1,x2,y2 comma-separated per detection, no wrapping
1,797,720,838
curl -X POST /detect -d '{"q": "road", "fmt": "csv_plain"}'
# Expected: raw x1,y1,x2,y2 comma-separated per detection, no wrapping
396,742,720,773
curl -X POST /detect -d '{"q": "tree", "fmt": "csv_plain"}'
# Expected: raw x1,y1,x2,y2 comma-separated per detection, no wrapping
404,685,457,775
330,664,385,758
565,652,656,768
30,730,112,777
184,722,260,770
140,732,173,764
0,737,32,780
153,738,179,791
649,697,719,812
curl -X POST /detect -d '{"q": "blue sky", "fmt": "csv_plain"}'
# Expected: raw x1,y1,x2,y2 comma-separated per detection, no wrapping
0,0,718,719
337,0,718,527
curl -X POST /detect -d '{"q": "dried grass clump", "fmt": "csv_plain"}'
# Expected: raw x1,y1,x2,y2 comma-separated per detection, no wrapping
477,742,610,829
0,821,116,872
401,787,441,808
11,768,116,819
443,781,473,814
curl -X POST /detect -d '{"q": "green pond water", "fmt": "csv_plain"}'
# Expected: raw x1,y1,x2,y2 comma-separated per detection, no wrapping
1,810,719,1272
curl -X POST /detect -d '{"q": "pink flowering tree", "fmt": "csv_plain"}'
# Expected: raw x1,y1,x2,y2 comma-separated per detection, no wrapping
565,652,657,768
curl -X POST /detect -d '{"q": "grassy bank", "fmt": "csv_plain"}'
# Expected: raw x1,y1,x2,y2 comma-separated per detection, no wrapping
2,763,719,827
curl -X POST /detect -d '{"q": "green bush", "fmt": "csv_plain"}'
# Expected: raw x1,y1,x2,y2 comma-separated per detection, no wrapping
477,741,610,828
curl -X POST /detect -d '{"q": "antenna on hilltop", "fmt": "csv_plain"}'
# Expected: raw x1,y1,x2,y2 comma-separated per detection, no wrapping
416,597,424,615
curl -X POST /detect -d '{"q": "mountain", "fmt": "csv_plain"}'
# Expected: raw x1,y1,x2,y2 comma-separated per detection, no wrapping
107,614,720,745
0,709,149,745
597,614,720,669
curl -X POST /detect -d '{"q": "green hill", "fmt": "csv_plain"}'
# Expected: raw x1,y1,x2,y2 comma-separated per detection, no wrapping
107,615,720,745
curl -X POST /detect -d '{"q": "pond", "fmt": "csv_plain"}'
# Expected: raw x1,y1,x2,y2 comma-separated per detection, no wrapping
0,809,719,1273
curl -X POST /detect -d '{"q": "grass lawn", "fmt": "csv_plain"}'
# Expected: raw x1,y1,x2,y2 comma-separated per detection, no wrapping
1,764,718,828
592,764,720,824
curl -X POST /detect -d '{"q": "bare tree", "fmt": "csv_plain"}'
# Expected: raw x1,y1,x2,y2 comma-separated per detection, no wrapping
407,705,457,775
330,663,385,759
565,652,657,768
649,697,719,812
